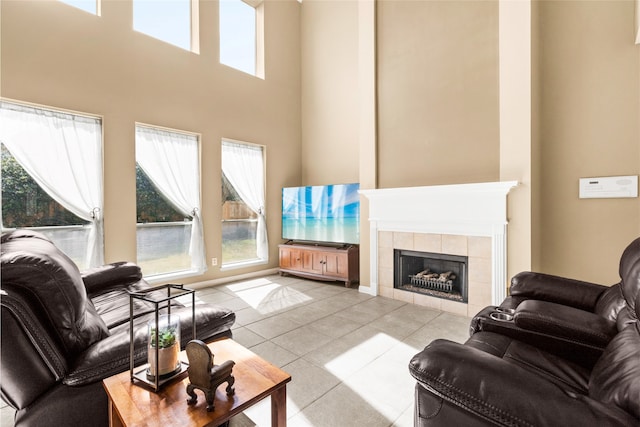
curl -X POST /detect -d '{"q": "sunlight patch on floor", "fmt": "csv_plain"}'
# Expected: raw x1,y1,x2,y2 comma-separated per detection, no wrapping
227,277,313,314
323,333,398,378
225,277,279,292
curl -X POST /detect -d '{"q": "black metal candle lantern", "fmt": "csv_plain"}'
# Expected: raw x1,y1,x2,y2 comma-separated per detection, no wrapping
128,284,196,391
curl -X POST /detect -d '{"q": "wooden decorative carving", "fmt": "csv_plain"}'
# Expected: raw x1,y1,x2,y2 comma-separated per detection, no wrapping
185,340,235,412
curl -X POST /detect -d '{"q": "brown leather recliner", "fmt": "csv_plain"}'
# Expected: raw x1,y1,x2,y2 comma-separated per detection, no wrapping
409,238,640,426
470,236,640,368
1,230,236,427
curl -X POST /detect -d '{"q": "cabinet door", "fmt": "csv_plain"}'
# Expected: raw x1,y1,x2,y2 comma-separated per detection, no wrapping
302,250,324,274
279,247,302,270
322,251,348,279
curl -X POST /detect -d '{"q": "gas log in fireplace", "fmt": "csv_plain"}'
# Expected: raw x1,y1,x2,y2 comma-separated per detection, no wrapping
394,249,468,302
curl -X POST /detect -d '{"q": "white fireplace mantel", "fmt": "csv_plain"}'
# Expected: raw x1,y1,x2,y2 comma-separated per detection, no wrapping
360,181,518,304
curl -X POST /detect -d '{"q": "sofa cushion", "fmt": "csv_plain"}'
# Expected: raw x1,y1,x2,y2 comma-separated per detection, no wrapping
82,261,143,296
66,302,235,385
509,271,606,311
619,237,640,286
465,332,591,394
589,321,640,420
594,283,625,322
411,337,639,427
514,300,618,347
1,230,109,356
90,281,157,330
617,242,640,328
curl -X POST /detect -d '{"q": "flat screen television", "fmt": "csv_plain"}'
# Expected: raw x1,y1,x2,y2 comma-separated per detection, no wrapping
282,183,360,245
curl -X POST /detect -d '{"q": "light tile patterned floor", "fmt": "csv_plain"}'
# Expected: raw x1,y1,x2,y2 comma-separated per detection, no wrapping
0,274,472,427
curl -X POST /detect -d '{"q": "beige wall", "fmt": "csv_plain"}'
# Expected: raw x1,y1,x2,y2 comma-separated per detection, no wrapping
300,0,639,287
539,0,639,284
300,0,360,186
1,0,301,284
376,0,500,188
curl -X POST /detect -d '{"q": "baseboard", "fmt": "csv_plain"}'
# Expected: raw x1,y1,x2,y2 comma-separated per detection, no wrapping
187,267,281,289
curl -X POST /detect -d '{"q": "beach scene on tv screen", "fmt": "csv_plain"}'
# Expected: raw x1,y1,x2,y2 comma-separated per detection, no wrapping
282,183,360,244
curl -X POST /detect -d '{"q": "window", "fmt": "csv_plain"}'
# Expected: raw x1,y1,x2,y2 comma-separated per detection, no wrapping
135,125,205,279
58,0,99,15
221,140,267,267
219,0,264,77
0,101,104,270
133,0,196,52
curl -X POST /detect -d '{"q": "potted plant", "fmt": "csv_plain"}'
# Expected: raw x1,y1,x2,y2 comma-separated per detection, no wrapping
147,314,181,379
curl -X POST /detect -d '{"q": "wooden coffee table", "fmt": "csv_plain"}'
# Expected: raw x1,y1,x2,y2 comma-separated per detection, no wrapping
103,338,291,427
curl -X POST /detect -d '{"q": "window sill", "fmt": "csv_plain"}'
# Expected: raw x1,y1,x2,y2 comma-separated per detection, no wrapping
220,258,268,271
144,268,204,285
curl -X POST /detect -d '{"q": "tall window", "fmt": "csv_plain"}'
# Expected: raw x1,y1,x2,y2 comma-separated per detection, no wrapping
133,0,196,52
135,125,205,278
0,101,104,269
58,0,99,15
221,140,267,266
219,0,264,78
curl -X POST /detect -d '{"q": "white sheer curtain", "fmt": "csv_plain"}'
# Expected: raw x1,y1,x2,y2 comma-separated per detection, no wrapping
135,125,206,273
221,140,268,261
0,101,104,267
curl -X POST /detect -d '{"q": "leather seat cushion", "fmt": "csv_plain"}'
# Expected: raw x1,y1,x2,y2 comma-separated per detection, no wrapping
65,302,235,386
91,281,157,329
465,332,591,394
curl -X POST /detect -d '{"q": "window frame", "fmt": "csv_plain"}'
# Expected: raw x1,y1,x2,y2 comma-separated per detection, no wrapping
132,0,200,54
135,123,204,283
0,98,104,270
220,138,268,270
57,0,101,15
219,0,265,78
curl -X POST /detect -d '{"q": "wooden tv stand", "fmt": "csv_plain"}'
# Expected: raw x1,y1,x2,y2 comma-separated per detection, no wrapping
278,242,359,287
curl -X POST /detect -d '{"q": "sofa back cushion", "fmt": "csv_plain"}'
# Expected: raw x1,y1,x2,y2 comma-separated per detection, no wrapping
617,237,640,326
589,321,640,419
1,230,108,357
594,283,625,323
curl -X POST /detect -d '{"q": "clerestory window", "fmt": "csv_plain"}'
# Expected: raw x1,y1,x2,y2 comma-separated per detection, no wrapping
58,0,99,15
133,0,199,52
219,0,264,78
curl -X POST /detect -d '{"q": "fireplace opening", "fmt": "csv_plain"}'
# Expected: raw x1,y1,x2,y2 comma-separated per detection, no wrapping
394,249,468,302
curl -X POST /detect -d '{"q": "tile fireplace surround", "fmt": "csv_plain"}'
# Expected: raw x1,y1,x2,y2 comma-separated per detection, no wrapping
360,181,518,317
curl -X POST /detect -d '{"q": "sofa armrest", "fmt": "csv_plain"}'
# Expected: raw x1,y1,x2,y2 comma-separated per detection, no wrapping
81,262,143,296
64,303,236,386
409,339,636,426
63,326,148,386
510,271,608,311
514,300,618,348
470,305,605,369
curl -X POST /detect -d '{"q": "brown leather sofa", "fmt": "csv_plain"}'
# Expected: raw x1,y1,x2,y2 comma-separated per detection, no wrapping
1,230,236,427
470,237,640,368
410,237,640,426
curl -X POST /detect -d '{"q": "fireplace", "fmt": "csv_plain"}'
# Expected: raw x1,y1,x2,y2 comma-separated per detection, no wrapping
394,250,468,302
360,181,518,316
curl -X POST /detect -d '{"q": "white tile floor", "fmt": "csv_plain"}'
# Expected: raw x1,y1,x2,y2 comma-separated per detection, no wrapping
1,274,472,427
